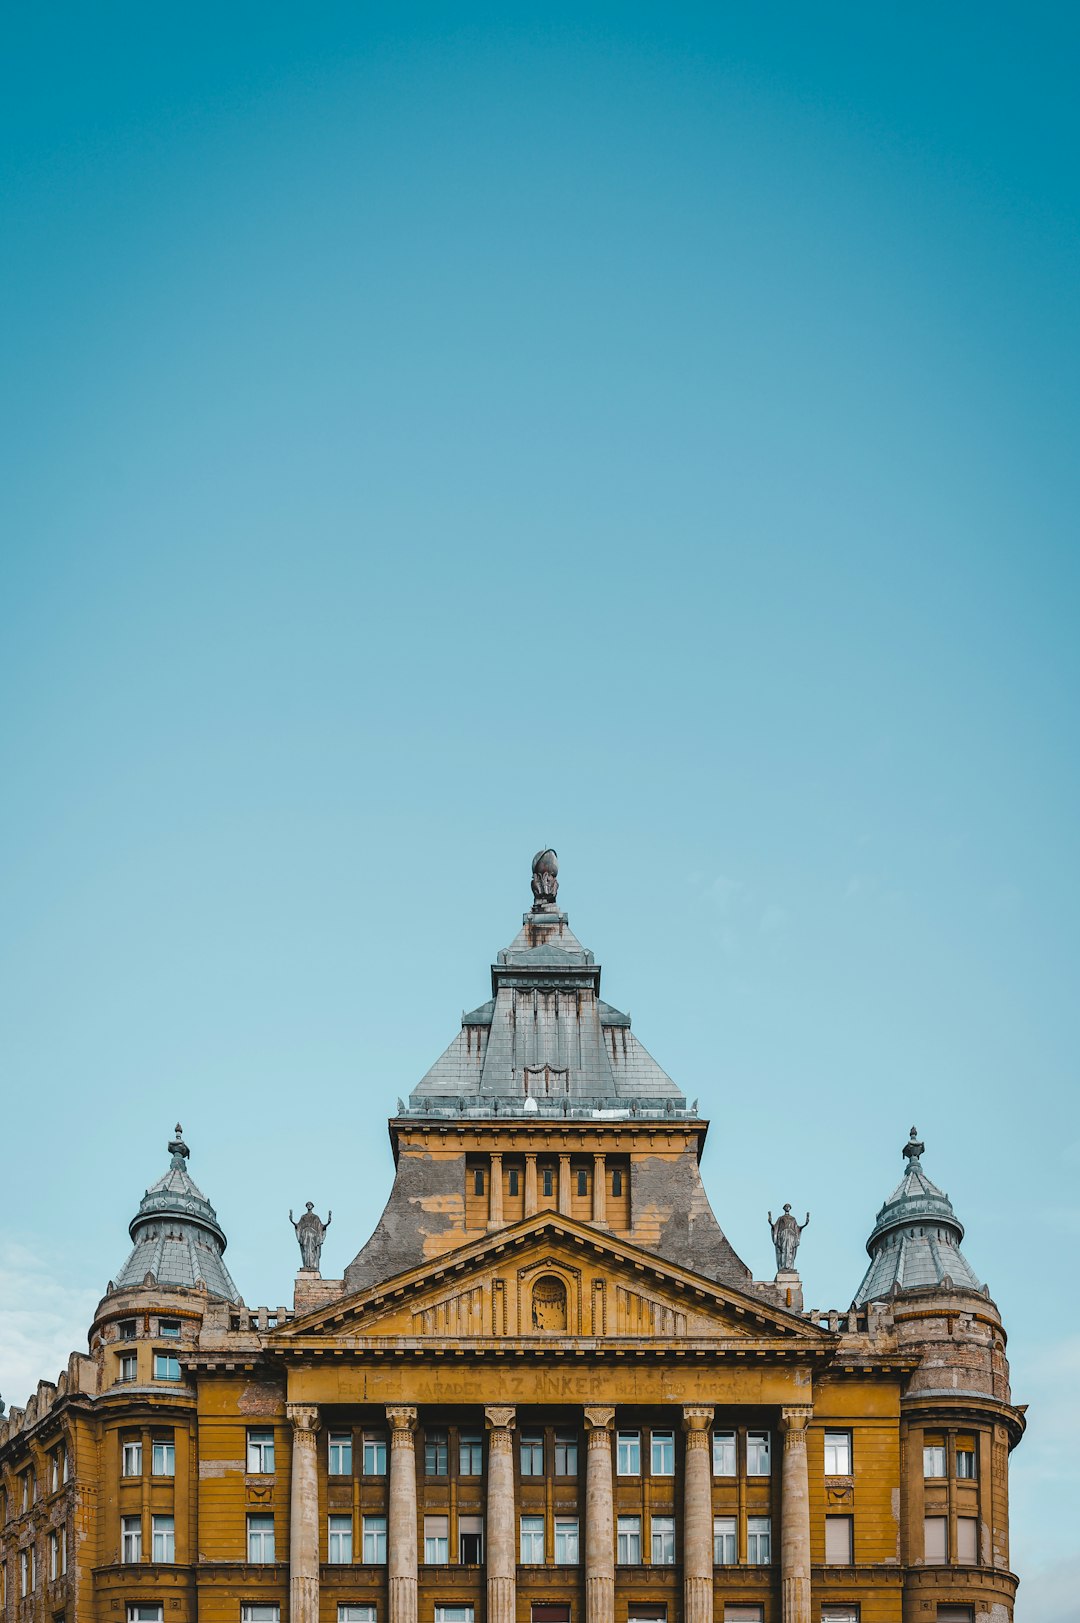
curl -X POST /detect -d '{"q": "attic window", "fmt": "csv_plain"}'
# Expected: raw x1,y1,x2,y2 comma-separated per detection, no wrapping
508,1168,520,1197
473,1169,485,1196
577,1169,588,1197
611,1169,623,1197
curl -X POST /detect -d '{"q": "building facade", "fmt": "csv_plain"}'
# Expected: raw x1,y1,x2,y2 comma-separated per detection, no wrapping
0,861,1025,1623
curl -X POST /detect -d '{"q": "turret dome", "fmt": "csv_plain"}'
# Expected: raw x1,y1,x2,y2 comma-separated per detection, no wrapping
111,1125,240,1301
852,1128,983,1307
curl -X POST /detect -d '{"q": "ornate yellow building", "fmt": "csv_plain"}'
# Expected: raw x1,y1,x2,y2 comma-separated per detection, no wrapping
0,858,1025,1623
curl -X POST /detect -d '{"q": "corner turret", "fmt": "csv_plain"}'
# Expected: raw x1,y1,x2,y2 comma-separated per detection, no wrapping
108,1124,240,1301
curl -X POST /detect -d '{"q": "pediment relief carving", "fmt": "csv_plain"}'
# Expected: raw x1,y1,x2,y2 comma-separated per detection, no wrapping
279,1215,831,1348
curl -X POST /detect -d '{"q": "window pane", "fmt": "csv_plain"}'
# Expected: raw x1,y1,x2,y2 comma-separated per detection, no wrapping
363,1433,387,1475
554,1433,578,1475
329,1433,353,1475
151,1439,175,1476
158,1320,181,1338
248,1514,275,1562
329,1515,353,1563
424,1515,449,1564
459,1516,484,1564
747,1431,771,1475
650,1515,675,1565
520,1434,544,1475
122,1442,142,1477
151,1516,175,1562
823,1432,851,1474
128,1610,164,1623
153,1354,180,1380
747,1516,771,1564
957,1517,978,1564
434,1610,474,1623
520,1516,545,1562
339,1610,377,1623
723,1610,763,1622
956,1439,977,1479
363,1515,387,1563
554,1518,579,1564
821,1612,859,1622
712,1430,736,1476
650,1431,675,1476
617,1431,640,1475
425,1429,449,1476
242,1610,282,1622
617,1515,641,1564
824,1516,852,1565
248,1431,275,1473
713,1517,736,1565
459,1432,483,1475
924,1516,947,1564
923,1434,946,1478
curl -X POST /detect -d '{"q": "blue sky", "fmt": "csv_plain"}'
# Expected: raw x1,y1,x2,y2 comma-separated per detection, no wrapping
1,7,1077,1617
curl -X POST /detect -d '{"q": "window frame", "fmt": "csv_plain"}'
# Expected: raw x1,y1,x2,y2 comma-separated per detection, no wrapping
650,1514,675,1565
823,1431,852,1475
713,1516,736,1565
362,1431,387,1476
328,1514,354,1564
119,1352,138,1383
616,1430,641,1476
617,1514,642,1565
246,1513,276,1564
328,1431,353,1476
362,1514,387,1564
247,1429,275,1475
746,1430,771,1476
151,1514,175,1564
554,1517,579,1565
519,1516,545,1564
458,1431,483,1476
746,1515,771,1565
241,1609,282,1623
152,1352,181,1382
122,1440,143,1478
151,1436,176,1477
519,1433,545,1476
650,1430,675,1476
554,1432,578,1475
423,1515,449,1565
424,1427,449,1477
121,1516,142,1564
824,1514,853,1566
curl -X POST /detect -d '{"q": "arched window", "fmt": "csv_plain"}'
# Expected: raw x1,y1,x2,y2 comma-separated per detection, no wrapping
532,1275,568,1332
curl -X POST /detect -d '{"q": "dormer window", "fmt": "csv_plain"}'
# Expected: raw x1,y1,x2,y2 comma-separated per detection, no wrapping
118,1319,137,1341
158,1319,181,1338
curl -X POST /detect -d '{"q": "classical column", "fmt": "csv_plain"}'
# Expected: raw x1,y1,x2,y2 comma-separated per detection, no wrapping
484,1407,517,1623
287,1404,320,1623
387,1407,419,1623
558,1154,572,1214
780,1407,812,1623
682,1406,715,1623
488,1154,504,1228
592,1154,607,1224
584,1406,616,1623
524,1153,538,1216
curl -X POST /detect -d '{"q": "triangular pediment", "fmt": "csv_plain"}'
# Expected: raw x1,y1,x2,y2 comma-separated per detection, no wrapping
273,1215,833,1351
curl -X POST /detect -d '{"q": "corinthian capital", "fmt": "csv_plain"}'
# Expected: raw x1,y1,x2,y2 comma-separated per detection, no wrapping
287,1403,320,1434
386,1405,418,1434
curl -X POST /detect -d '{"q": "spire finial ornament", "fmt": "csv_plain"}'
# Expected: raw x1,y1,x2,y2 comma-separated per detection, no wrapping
903,1126,925,1164
530,848,559,912
168,1124,190,1168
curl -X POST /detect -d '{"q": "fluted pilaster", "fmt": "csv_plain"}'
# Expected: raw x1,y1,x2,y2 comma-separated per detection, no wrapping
485,1407,516,1623
584,1406,616,1623
780,1406,812,1623
682,1406,715,1623
287,1403,320,1623
387,1406,419,1623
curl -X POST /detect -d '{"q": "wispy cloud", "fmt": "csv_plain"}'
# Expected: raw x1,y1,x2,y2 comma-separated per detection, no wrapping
0,1242,98,1410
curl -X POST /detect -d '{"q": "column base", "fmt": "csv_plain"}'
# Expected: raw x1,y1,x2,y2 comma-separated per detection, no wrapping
389,1576,418,1623
781,1574,810,1623
487,1574,515,1623
683,1573,713,1623
291,1575,319,1623
586,1575,615,1623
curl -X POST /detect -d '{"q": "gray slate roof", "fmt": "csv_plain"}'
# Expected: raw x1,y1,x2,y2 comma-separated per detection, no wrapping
408,908,686,1118
112,1127,240,1301
852,1129,982,1306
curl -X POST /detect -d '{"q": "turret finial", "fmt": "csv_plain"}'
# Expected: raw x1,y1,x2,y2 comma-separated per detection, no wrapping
902,1126,925,1164
168,1124,190,1167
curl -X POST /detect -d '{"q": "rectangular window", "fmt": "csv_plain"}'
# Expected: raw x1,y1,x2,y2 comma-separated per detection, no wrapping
153,1353,180,1381
362,1515,387,1564
247,1430,275,1474
127,1610,164,1623
747,1431,771,1475
473,1168,485,1196
747,1516,771,1564
723,1610,763,1622
936,1611,974,1622
242,1610,282,1622
151,1437,175,1476
119,1353,138,1382
19,1550,29,1596
328,1515,353,1564
533,1610,571,1623
923,1433,946,1478
617,1515,641,1564
61,1528,68,1575
49,1451,60,1493
924,1516,947,1564
824,1516,853,1565
577,1168,588,1196
459,1432,483,1475
508,1168,520,1197
122,1517,142,1563
650,1515,675,1565
554,1432,578,1474
626,1611,664,1623
542,1168,554,1197
520,1434,544,1475
424,1428,448,1476
338,1611,377,1623
424,1515,449,1564
328,1432,352,1475
554,1518,579,1564
434,1611,474,1623
22,1471,33,1509
611,1168,623,1196
247,1514,275,1563
118,1320,138,1341
824,1431,852,1474
122,1440,143,1477
821,1612,859,1622
957,1517,978,1564
650,1430,675,1476
459,1515,483,1564
956,1435,977,1479
712,1430,736,1476
158,1319,181,1338
713,1517,736,1565
363,1432,387,1475
617,1431,640,1475
520,1516,545,1563
151,1515,175,1563
49,1532,59,1581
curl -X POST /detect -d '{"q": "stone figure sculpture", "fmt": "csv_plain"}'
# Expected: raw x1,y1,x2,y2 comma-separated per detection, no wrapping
768,1204,809,1272
289,1202,332,1271
530,848,559,909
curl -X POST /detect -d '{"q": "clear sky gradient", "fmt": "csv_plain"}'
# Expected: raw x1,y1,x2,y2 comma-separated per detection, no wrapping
2,7,1077,1618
